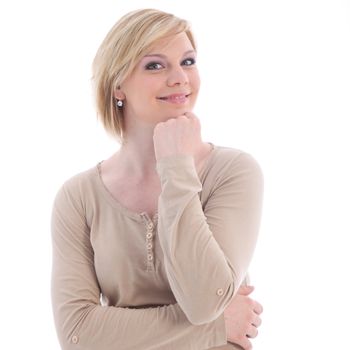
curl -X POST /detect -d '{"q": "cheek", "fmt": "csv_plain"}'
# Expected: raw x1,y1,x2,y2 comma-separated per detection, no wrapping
191,71,201,92
132,81,155,104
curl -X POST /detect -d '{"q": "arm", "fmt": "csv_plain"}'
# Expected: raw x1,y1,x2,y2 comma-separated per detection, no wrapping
51,182,227,350
155,151,264,326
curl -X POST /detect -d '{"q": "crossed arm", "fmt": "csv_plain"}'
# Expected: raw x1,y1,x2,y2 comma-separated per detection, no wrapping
51,151,263,349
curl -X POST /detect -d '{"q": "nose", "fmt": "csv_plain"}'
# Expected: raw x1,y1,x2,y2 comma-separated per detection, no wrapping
166,65,189,87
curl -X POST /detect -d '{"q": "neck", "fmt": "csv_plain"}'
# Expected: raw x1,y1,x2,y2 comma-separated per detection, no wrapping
113,116,212,181
117,136,157,180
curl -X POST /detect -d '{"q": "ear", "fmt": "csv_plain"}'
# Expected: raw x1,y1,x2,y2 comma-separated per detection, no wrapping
113,87,125,100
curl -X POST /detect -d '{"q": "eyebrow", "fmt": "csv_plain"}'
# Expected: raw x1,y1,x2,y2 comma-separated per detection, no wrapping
143,50,196,59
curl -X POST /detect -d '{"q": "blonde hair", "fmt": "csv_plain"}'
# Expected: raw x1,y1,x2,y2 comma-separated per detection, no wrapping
92,8,197,144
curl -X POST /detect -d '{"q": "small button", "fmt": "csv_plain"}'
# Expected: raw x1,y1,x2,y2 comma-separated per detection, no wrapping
147,254,153,261
72,335,79,344
147,223,154,229
216,288,224,296
147,243,153,249
146,233,152,239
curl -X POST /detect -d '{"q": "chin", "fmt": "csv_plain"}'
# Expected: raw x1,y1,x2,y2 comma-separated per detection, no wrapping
153,104,195,122
167,111,191,120
169,104,194,115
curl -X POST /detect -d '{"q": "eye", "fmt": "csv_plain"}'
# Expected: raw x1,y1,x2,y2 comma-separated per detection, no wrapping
182,58,196,66
145,62,164,70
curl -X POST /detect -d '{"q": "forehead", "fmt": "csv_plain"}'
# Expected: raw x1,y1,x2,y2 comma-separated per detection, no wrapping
145,32,194,55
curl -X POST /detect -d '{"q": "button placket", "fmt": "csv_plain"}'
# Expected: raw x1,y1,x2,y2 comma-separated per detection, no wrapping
146,224,154,270
141,213,157,271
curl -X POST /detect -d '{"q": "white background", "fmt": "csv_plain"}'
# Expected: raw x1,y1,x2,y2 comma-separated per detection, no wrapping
0,0,349,349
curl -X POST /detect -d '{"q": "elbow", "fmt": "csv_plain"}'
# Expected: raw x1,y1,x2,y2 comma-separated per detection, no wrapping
52,302,94,349
52,309,79,350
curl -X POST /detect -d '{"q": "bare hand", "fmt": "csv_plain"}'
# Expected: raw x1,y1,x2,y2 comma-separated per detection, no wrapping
153,112,203,161
224,285,263,350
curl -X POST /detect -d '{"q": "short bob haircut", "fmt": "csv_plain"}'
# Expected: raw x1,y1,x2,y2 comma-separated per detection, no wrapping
92,8,196,144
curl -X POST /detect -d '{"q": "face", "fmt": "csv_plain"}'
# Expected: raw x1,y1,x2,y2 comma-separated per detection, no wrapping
115,32,200,124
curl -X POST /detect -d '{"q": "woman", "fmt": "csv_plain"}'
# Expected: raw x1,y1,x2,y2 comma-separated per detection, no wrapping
51,8,264,350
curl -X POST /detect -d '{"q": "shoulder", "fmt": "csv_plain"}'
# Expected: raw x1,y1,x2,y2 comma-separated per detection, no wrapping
211,144,263,181
52,164,98,207
203,145,264,207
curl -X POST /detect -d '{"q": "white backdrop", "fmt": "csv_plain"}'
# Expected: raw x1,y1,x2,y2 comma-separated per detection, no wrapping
0,0,349,349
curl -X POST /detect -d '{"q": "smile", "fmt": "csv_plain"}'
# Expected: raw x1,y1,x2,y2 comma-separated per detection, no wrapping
157,93,191,104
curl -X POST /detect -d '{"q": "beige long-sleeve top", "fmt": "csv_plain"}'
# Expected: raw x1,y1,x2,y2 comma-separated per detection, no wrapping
51,143,264,350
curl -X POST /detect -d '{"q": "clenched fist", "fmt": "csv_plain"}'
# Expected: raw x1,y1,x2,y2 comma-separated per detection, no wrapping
153,112,204,161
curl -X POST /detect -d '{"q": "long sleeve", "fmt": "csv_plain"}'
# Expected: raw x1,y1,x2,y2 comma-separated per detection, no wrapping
155,151,264,326
51,182,227,350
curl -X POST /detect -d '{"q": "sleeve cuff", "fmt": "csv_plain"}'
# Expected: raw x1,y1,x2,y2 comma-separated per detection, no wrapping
156,154,195,172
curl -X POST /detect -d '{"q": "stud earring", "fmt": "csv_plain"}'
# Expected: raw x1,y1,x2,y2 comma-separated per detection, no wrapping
116,99,123,108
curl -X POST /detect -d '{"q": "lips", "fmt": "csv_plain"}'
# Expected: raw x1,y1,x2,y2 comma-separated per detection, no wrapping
157,93,191,104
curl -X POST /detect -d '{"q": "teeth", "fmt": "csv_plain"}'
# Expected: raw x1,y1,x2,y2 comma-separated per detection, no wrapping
170,95,186,99
160,95,188,99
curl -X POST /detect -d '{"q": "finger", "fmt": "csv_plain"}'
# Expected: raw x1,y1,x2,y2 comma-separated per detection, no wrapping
183,111,196,118
238,336,252,350
253,301,263,315
252,314,262,328
246,324,259,339
183,112,200,125
176,114,188,120
238,285,254,296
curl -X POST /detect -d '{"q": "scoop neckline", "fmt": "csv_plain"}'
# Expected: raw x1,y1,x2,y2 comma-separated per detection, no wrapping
95,142,218,221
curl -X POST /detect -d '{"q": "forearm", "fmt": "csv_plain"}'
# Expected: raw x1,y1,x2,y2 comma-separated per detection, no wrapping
52,287,227,350
158,188,236,325
156,152,263,326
